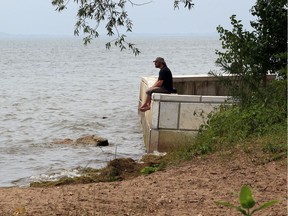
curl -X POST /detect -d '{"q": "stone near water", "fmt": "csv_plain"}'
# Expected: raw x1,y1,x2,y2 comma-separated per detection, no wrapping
76,135,109,146
53,135,109,146
52,138,74,145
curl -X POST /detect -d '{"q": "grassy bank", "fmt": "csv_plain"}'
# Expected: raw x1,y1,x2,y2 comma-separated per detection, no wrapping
163,80,287,165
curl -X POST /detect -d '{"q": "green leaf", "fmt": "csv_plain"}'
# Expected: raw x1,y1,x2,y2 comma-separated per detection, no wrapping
240,185,256,209
250,200,278,215
105,42,111,50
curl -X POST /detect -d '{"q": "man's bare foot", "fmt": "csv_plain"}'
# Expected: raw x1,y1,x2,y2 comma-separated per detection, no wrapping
139,106,150,112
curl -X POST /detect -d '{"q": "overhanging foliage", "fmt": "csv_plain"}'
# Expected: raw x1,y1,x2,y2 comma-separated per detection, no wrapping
51,0,194,55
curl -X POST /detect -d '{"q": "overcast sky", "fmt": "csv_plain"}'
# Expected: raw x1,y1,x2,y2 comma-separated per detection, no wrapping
0,0,256,36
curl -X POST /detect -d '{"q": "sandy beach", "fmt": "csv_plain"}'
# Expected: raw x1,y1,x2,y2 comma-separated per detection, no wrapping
0,150,286,216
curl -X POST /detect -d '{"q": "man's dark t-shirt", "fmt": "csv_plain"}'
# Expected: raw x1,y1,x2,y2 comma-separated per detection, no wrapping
158,66,173,92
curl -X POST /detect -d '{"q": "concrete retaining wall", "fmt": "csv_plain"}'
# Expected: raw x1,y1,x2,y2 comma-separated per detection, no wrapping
148,94,230,152
138,74,275,153
139,75,232,153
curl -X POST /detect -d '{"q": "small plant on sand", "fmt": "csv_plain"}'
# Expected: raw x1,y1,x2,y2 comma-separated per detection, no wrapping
215,185,277,215
140,164,159,175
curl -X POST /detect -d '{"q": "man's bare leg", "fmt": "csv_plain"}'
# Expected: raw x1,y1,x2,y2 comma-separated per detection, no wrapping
139,95,151,111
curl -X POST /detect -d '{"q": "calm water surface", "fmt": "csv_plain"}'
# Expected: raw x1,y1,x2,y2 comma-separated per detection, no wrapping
0,35,221,187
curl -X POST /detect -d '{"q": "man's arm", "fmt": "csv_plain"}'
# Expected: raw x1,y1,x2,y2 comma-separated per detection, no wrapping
151,79,164,88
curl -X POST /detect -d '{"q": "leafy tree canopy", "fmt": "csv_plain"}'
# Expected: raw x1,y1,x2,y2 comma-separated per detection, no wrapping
51,0,194,55
213,0,287,105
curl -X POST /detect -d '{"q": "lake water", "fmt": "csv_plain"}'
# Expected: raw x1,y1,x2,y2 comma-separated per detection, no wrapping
0,35,221,187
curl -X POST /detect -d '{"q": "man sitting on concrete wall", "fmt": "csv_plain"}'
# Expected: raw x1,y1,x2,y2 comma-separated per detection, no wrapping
139,57,174,112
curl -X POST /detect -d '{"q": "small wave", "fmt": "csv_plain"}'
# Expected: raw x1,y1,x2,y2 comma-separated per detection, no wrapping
12,169,82,187
20,117,33,122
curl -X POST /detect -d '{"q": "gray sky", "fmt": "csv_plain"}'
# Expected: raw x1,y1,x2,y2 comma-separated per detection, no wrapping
0,0,256,36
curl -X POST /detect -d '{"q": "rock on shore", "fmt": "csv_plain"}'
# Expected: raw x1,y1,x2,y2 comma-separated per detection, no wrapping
53,135,109,146
76,135,109,146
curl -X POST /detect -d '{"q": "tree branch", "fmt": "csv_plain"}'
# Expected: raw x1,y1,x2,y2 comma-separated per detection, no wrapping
51,0,193,55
